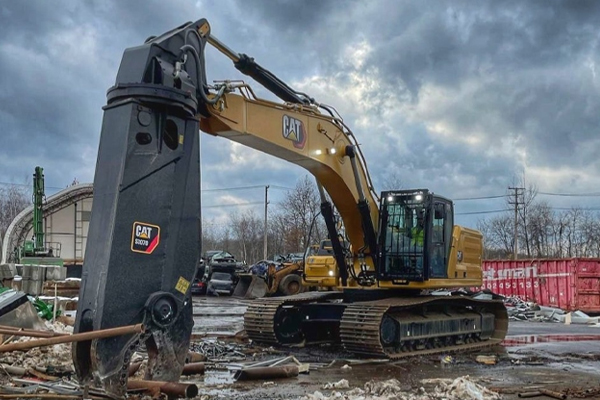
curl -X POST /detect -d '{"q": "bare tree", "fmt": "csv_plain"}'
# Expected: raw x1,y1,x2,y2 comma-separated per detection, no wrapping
478,214,514,257
271,176,326,255
230,210,263,263
0,184,29,241
380,170,403,191
481,195,600,259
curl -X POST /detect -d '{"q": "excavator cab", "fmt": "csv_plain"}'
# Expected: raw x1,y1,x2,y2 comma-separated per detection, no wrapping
377,190,453,282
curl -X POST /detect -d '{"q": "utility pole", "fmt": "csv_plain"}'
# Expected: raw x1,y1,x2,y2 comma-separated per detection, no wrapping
263,185,269,260
508,186,524,260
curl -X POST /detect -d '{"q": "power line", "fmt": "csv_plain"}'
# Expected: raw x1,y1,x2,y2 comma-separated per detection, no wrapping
201,185,265,193
454,194,507,201
203,201,263,209
0,181,64,190
270,185,294,190
551,207,600,211
538,191,600,197
456,209,511,215
201,184,293,193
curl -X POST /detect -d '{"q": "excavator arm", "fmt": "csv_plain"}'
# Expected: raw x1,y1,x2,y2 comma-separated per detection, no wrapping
74,18,381,395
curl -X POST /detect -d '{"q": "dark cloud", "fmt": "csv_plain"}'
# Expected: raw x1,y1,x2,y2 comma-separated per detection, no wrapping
1,0,598,227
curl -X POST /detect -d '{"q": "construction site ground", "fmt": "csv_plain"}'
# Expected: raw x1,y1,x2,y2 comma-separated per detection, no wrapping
191,296,600,400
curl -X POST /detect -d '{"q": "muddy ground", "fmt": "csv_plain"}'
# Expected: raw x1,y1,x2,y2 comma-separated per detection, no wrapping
190,296,600,399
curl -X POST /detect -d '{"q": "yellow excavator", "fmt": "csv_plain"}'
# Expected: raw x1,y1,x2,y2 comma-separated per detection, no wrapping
74,18,507,396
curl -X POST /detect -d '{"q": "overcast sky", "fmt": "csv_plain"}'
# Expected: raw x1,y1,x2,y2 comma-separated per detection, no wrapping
1,0,599,228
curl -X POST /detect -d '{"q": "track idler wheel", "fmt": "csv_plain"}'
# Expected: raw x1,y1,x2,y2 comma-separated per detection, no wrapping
380,316,399,346
274,306,303,344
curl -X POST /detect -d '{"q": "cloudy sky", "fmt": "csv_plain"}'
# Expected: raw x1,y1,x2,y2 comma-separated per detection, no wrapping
1,0,599,228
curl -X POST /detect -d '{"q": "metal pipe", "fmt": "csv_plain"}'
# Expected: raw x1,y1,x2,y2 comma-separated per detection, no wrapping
0,324,144,353
518,392,542,398
0,327,68,338
186,351,206,363
181,362,205,375
234,365,299,381
0,364,26,377
127,379,198,398
128,361,143,377
539,389,567,400
0,395,103,400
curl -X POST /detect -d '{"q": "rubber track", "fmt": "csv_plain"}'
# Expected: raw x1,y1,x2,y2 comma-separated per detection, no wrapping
340,296,508,359
244,291,342,345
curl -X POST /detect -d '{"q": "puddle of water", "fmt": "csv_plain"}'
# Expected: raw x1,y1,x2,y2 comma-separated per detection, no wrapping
503,334,600,346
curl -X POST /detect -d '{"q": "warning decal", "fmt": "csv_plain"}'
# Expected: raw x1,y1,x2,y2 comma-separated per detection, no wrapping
131,222,160,254
175,276,190,294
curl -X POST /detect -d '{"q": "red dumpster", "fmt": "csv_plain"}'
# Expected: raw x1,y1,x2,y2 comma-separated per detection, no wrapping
481,258,600,313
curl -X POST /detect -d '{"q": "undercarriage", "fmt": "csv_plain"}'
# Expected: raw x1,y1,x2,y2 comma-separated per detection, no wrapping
244,292,508,358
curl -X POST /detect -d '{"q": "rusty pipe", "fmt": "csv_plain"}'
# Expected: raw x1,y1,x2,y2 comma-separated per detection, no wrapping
0,328,68,338
234,365,299,381
0,324,144,353
128,361,143,377
539,389,567,400
186,351,206,363
518,392,542,398
181,362,205,375
127,379,198,399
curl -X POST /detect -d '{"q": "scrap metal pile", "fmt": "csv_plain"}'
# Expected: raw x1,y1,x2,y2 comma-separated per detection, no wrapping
304,376,501,400
504,296,600,324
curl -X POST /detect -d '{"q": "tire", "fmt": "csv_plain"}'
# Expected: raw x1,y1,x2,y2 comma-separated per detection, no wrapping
279,274,302,296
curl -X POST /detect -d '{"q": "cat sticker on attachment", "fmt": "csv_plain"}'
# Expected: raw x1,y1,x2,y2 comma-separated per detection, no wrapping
131,221,160,254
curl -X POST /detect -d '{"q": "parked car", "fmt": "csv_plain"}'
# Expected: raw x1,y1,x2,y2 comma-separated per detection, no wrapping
190,262,207,295
286,252,305,263
207,272,235,296
190,277,207,295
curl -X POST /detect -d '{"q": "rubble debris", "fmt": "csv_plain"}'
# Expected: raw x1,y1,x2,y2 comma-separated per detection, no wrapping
439,377,501,400
475,355,498,365
304,376,501,400
565,386,600,398
323,379,349,390
189,339,247,361
518,392,543,398
0,293,46,331
234,365,299,381
539,388,567,399
0,325,67,338
0,378,103,399
0,323,143,353
340,364,352,370
181,362,205,376
0,291,28,320
41,280,80,298
185,351,207,363
555,310,600,325
0,364,27,377
440,355,454,366
233,355,308,381
127,379,198,398
504,296,600,324
128,361,143,377
55,316,74,327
